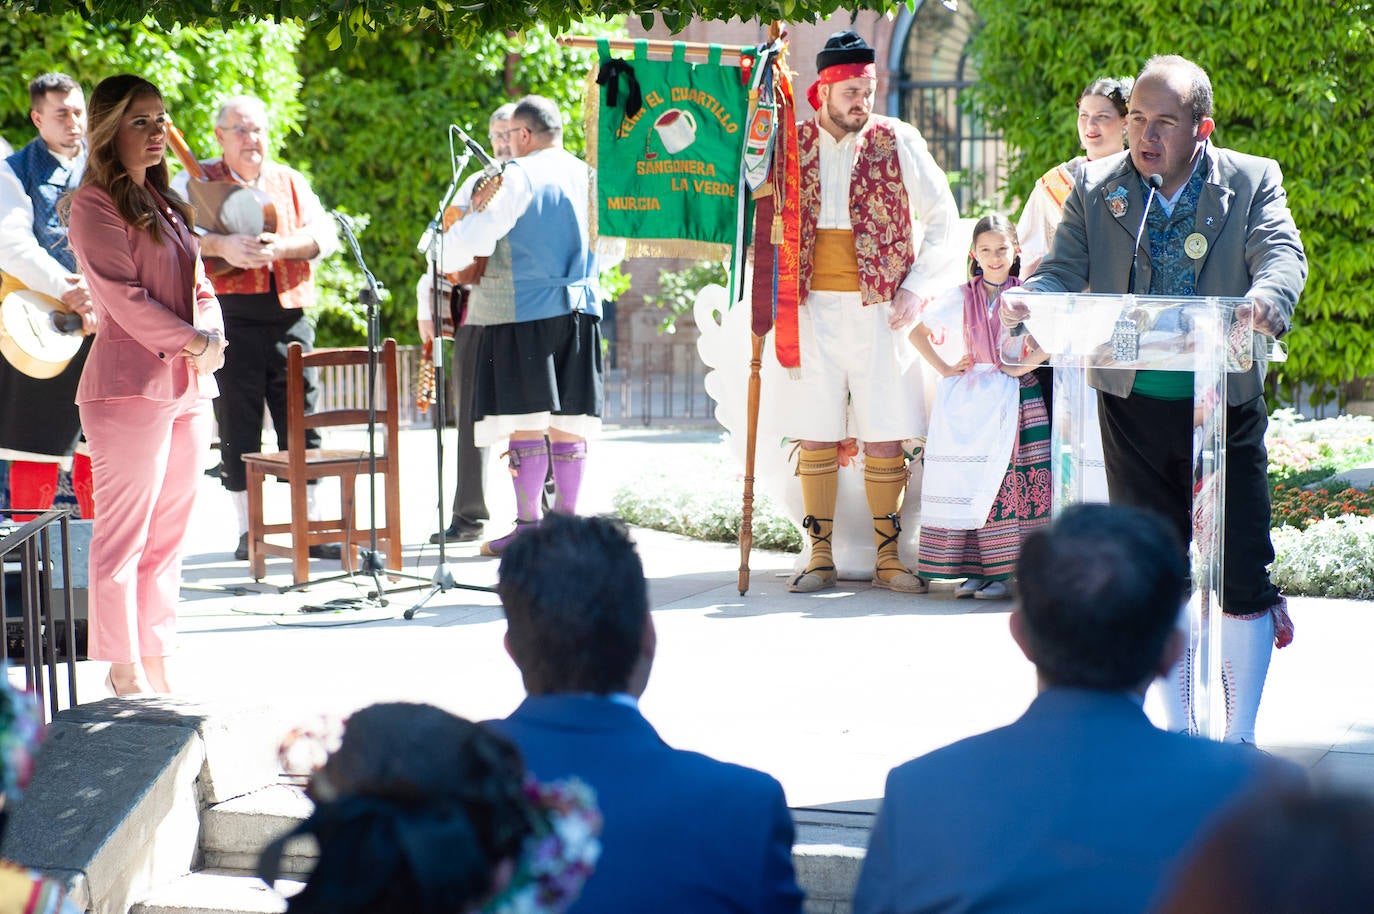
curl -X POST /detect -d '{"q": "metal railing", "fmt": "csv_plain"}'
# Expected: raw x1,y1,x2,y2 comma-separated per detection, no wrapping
606,339,718,427
315,344,431,428
311,341,720,430
0,509,78,721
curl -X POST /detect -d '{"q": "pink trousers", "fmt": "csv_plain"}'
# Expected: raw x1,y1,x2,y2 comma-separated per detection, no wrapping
80,389,211,663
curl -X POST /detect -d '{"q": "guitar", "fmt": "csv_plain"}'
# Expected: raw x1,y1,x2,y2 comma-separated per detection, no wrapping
417,339,437,413
165,123,278,278
0,289,87,379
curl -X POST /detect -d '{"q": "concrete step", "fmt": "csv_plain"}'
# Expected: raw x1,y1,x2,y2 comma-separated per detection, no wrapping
201,785,315,875
130,871,301,914
198,785,872,913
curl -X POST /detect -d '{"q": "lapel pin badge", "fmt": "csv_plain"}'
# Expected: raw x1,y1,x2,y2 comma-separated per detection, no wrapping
1185,232,1208,260
1106,185,1129,218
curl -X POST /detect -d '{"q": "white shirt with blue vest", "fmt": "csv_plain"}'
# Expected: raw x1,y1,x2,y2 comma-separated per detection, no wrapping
440,145,602,323
0,138,86,298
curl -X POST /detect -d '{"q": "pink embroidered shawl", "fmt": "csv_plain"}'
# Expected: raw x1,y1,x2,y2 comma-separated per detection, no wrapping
962,275,1022,365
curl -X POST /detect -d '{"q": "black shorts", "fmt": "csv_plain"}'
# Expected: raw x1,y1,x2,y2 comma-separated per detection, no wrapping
473,312,602,421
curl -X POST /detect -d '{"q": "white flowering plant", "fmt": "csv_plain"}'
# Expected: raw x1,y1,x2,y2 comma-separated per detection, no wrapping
1270,515,1374,600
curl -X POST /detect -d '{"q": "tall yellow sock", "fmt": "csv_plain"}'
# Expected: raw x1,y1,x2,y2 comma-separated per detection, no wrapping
865,455,926,593
791,447,839,591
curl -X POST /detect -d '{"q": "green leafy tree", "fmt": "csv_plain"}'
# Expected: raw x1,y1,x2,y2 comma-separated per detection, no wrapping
0,11,302,159
286,19,622,345
31,0,893,46
0,13,373,323
967,0,1374,406
645,261,730,333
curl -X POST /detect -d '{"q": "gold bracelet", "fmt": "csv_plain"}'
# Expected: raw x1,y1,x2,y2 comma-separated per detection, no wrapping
192,333,210,357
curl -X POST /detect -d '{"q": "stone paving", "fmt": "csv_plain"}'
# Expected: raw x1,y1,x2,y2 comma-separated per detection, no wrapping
64,424,1374,810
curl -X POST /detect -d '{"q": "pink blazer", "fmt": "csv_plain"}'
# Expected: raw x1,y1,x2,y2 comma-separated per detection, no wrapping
67,183,223,404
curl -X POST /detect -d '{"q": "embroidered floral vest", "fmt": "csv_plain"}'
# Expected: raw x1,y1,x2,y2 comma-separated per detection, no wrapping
200,160,315,310
798,117,915,306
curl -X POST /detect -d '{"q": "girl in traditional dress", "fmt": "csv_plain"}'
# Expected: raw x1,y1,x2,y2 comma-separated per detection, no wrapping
909,215,1051,600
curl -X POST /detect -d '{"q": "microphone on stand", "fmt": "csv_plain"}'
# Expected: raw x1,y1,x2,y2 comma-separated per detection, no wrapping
418,125,496,253
1127,173,1163,293
451,123,506,214
452,123,504,179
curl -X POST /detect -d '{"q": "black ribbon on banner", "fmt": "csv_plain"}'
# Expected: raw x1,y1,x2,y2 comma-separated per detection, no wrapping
596,57,642,117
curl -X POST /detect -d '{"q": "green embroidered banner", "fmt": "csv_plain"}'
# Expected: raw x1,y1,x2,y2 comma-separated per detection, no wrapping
592,40,751,259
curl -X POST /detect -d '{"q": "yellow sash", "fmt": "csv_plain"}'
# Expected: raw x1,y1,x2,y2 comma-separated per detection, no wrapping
1039,164,1075,210
810,229,860,293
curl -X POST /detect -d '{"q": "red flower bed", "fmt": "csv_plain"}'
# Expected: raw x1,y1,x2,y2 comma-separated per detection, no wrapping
1271,483,1374,529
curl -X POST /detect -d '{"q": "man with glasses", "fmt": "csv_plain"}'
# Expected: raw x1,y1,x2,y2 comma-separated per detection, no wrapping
1022,56,1306,745
0,73,95,519
438,95,613,556
173,96,339,561
417,102,516,545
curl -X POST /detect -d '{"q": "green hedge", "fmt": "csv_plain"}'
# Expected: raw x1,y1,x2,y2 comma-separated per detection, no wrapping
967,0,1374,406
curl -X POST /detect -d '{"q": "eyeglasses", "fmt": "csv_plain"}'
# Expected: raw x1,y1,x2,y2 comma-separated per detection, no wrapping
225,125,266,139
490,128,512,141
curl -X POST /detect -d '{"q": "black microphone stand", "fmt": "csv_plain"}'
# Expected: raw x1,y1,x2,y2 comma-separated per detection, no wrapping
1128,173,1163,294
286,211,433,608
403,134,495,619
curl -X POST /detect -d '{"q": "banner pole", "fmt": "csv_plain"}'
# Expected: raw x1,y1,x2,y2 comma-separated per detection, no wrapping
738,21,785,595
558,35,752,65
739,331,765,594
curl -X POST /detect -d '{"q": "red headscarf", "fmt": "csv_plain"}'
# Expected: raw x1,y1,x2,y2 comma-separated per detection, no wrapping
807,62,877,110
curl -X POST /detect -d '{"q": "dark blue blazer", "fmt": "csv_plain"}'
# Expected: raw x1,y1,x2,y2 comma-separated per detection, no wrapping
491,694,804,914
852,688,1305,914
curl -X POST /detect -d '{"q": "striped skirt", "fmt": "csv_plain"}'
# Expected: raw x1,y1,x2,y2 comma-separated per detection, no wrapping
917,375,1052,581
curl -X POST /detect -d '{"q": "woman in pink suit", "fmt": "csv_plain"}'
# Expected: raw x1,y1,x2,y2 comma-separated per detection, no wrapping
65,75,227,695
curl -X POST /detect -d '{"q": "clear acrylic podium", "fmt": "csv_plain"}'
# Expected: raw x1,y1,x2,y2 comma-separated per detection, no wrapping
998,291,1286,739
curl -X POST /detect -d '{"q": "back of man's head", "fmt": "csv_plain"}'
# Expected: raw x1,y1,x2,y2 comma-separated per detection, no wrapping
498,513,648,695
511,95,563,142
1016,504,1187,690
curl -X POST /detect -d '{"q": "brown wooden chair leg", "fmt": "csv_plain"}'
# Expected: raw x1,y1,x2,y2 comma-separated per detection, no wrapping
246,466,267,581
382,464,402,573
340,472,358,573
290,479,311,586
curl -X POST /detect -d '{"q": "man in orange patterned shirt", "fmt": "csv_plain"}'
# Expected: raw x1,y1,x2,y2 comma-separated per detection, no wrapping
173,96,339,561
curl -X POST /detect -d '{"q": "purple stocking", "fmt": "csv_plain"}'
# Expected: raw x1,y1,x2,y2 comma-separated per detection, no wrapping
550,439,587,514
481,440,549,557
509,440,550,522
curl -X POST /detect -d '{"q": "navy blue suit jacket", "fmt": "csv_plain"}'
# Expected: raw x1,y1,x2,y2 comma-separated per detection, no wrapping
852,689,1304,914
491,694,804,914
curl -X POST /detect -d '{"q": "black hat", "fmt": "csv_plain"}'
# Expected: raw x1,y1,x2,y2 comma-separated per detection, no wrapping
816,30,875,73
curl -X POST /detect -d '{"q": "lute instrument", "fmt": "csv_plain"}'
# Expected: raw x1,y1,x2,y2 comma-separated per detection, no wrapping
0,287,87,379
165,122,278,278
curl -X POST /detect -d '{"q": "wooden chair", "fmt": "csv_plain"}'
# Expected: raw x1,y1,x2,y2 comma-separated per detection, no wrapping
242,339,403,586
